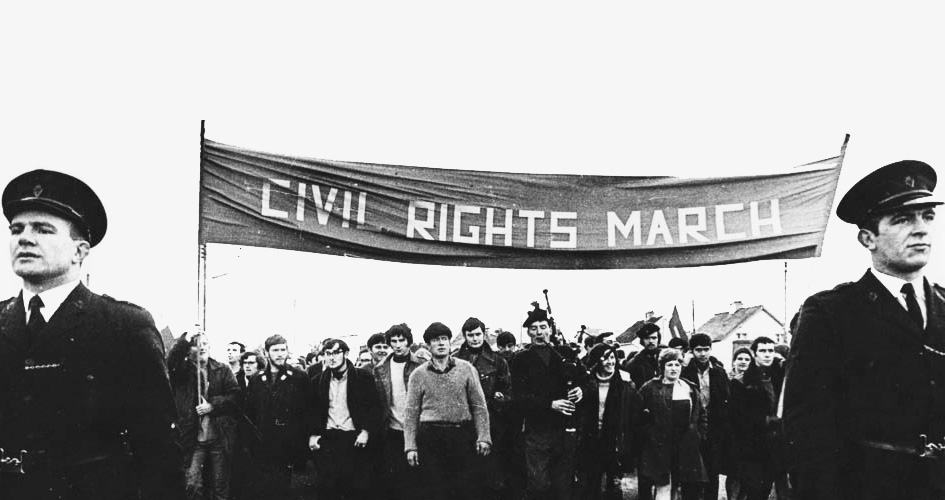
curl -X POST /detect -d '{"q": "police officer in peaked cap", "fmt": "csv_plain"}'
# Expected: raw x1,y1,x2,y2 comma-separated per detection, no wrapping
0,170,185,499
783,160,945,500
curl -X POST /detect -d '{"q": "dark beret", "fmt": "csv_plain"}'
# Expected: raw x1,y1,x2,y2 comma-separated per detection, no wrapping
584,343,618,370
637,323,661,338
423,322,452,344
836,160,943,225
523,305,550,327
3,169,108,247
688,333,712,349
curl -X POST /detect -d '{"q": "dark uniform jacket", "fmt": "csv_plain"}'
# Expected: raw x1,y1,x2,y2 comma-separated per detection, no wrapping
0,284,185,500
167,335,241,459
783,270,945,498
313,361,383,436
245,364,316,467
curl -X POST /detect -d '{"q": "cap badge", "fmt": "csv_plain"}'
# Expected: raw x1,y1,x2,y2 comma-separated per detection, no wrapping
32,184,43,197
905,176,915,188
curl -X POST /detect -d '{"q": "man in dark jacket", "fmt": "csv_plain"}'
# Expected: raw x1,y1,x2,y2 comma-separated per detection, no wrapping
311,339,382,500
623,323,662,389
784,160,945,500
244,334,317,500
511,304,588,500
680,333,729,500
0,169,184,500
168,331,241,500
373,323,423,500
455,317,512,497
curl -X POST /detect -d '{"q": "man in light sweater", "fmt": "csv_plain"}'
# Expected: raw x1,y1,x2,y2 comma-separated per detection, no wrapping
404,322,492,500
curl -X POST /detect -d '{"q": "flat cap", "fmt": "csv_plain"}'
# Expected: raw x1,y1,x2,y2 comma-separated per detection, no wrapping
836,160,943,225
3,169,107,247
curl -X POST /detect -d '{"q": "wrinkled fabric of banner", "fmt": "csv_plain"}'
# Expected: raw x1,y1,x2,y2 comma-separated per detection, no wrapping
199,139,844,269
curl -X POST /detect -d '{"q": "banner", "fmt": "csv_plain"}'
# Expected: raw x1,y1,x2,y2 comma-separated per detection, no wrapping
198,138,845,269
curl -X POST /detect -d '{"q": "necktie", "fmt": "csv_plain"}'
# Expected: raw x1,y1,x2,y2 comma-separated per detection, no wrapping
901,283,924,330
27,295,46,335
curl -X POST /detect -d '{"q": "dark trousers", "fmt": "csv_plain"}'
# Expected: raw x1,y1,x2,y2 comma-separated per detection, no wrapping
523,426,579,500
416,422,479,500
186,439,231,500
381,429,418,500
699,438,721,500
314,429,372,500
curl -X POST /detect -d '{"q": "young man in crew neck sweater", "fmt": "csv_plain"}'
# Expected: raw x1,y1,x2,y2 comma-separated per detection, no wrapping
404,322,492,500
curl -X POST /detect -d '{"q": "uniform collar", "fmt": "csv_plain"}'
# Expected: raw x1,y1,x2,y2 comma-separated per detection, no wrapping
871,267,925,304
21,279,80,323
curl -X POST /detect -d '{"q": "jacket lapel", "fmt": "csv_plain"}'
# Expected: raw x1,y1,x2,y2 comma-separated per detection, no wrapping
0,293,29,357
925,279,945,350
35,284,89,351
858,270,924,340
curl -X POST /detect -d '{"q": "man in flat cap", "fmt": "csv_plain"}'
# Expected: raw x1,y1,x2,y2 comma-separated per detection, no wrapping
783,160,945,500
0,170,185,499
623,322,662,389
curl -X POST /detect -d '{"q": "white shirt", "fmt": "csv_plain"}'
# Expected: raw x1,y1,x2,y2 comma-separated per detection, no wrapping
327,369,355,431
22,279,81,325
871,267,927,328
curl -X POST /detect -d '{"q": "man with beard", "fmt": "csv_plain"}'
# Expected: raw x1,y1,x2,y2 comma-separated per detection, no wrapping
311,339,382,500
168,331,241,500
623,323,662,390
0,169,184,500
679,333,728,500
373,323,424,500
455,317,512,499
244,334,317,500
404,322,491,500
511,304,586,500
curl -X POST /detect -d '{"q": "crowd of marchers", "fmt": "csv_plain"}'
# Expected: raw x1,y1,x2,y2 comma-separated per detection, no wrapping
173,304,794,500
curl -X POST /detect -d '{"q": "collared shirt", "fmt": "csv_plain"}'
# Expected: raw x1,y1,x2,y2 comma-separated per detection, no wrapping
872,267,927,328
22,279,80,325
327,368,355,431
697,365,711,408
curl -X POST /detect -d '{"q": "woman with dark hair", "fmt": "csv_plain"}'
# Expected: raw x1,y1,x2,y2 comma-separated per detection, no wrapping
576,343,643,500
726,348,779,500
723,347,754,500
638,349,707,500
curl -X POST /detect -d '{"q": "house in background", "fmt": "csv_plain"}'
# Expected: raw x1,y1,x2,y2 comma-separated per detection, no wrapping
695,301,785,369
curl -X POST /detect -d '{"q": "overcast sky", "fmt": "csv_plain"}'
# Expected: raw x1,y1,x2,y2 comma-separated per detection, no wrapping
2,4,943,358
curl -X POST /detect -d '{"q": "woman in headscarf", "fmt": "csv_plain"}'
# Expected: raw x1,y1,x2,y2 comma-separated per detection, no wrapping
576,343,643,500
638,348,707,500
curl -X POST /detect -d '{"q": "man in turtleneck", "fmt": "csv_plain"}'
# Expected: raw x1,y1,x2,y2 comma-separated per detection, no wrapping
624,323,662,389
311,339,382,500
680,333,729,500
511,304,586,500
456,317,511,499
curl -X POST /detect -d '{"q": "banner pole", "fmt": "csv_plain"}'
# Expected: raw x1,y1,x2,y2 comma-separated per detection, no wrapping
197,120,208,333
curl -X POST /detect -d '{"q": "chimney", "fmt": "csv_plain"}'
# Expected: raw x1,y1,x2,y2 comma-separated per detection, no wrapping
645,311,654,320
731,301,744,313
